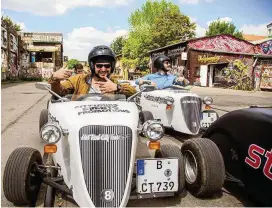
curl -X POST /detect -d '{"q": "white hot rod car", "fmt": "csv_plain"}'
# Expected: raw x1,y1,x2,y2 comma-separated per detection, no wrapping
3,82,225,207
133,81,219,136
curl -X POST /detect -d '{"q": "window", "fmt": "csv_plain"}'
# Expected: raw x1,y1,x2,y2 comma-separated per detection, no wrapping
172,57,178,66
195,67,200,76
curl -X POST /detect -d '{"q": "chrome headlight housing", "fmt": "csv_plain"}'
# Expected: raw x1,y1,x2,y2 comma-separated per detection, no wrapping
142,120,164,141
40,123,62,144
203,96,213,105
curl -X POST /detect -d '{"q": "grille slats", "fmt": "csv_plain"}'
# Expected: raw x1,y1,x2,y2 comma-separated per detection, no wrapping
180,96,202,134
79,125,132,207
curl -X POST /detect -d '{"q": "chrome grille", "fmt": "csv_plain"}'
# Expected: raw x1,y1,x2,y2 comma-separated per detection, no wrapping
79,125,133,207
180,96,202,134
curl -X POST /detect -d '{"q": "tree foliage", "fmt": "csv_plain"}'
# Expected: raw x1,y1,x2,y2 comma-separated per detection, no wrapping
116,0,196,70
1,15,21,31
151,8,196,48
110,36,127,55
206,19,243,39
66,59,80,69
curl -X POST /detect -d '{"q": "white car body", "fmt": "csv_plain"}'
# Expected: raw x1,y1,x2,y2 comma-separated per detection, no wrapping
138,88,216,135
48,100,139,207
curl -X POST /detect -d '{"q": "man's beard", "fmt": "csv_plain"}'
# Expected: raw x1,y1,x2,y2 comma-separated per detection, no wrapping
94,71,110,80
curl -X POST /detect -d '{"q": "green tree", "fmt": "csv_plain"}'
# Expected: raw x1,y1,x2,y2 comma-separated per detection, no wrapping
1,16,21,31
206,19,243,39
67,59,80,69
122,0,195,69
151,8,196,48
110,36,127,55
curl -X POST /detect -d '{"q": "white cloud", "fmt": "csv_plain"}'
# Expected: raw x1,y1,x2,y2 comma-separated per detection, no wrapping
180,0,215,4
63,27,128,60
207,17,233,26
180,0,199,4
2,0,131,16
17,22,27,31
196,24,206,37
239,23,268,36
189,16,197,23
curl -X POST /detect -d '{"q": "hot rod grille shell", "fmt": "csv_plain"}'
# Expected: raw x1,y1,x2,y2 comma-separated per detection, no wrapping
79,125,133,207
180,96,202,134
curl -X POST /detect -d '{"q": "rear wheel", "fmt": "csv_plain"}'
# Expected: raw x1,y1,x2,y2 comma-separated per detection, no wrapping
181,138,225,197
3,147,43,206
155,144,185,195
39,109,48,131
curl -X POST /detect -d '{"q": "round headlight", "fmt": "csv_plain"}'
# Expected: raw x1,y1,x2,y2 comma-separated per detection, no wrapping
142,120,164,141
40,124,62,144
203,96,213,105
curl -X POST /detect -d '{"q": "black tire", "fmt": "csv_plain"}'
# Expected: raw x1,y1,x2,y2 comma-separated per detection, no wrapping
44,154,58,207
139,111,154,125
155,144,186,195
3,147,43,206
181,138,225,197
39,109,48,131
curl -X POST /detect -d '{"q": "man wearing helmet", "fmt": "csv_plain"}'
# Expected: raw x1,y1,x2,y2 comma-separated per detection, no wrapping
48,45,136,100
135,54,189,89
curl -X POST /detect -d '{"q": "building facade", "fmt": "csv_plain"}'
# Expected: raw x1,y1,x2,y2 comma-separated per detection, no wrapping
149,34,272,91
1,20,19,80
19,32,63,79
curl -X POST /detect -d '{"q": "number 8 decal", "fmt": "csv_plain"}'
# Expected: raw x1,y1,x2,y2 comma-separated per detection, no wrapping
101,189,114,202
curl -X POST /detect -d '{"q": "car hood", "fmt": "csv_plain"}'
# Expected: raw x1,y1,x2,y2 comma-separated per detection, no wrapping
48,101,139,130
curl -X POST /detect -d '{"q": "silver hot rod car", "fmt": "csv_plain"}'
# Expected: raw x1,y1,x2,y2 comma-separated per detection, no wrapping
3,82,226,207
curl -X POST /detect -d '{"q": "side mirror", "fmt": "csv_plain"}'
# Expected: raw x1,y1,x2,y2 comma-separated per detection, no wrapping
35,82,51,90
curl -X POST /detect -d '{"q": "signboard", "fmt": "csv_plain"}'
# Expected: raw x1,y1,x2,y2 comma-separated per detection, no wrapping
22,32,62,43
181,52,187,60
32,35,62,43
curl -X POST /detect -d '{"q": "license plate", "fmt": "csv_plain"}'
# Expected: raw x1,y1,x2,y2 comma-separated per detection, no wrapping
200,111,218,128
136,158,179,194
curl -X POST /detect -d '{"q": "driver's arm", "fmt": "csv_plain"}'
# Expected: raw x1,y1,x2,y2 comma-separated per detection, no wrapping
173,76,190,86
135,74,151,85
112,79,137,97
48,75,78,96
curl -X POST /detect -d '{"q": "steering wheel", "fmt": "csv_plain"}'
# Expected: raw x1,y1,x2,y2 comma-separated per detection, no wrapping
76,93,126,101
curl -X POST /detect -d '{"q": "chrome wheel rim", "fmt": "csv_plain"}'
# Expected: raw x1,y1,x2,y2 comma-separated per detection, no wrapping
184,150,198,184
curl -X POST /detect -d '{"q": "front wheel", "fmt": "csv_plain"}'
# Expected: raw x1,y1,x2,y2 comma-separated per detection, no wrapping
3,147,43,206
181,138,225,197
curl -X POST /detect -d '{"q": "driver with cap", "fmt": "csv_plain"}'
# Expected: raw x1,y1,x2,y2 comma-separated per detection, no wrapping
135,54,189,89
48,45,137,100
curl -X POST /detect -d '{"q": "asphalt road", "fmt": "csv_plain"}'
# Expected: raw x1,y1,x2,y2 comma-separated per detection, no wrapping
2,82,271,207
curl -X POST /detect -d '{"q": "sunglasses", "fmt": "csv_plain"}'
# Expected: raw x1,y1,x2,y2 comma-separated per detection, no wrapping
95,64,111,69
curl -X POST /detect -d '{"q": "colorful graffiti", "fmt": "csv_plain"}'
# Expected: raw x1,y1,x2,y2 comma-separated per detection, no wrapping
260,40,272,55
188,35,255,54
1,49,8,72
260,66,272,89
9,53,18,76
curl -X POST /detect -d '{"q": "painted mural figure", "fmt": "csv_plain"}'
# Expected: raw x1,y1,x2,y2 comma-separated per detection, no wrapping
135,54,190,89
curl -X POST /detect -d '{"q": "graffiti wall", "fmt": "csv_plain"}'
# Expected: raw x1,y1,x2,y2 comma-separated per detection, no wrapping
259,40,272,55
260,65,272,90
188,35,255,54
9,53,18,77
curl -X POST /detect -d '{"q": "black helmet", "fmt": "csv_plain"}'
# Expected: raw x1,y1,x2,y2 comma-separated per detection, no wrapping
88,45,116,74
153,54,170,70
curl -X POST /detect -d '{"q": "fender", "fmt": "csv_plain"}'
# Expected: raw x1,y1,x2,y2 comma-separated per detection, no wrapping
203,107,272,206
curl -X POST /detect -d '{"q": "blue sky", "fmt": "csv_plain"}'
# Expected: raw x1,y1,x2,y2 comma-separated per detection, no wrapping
2,0,272,60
